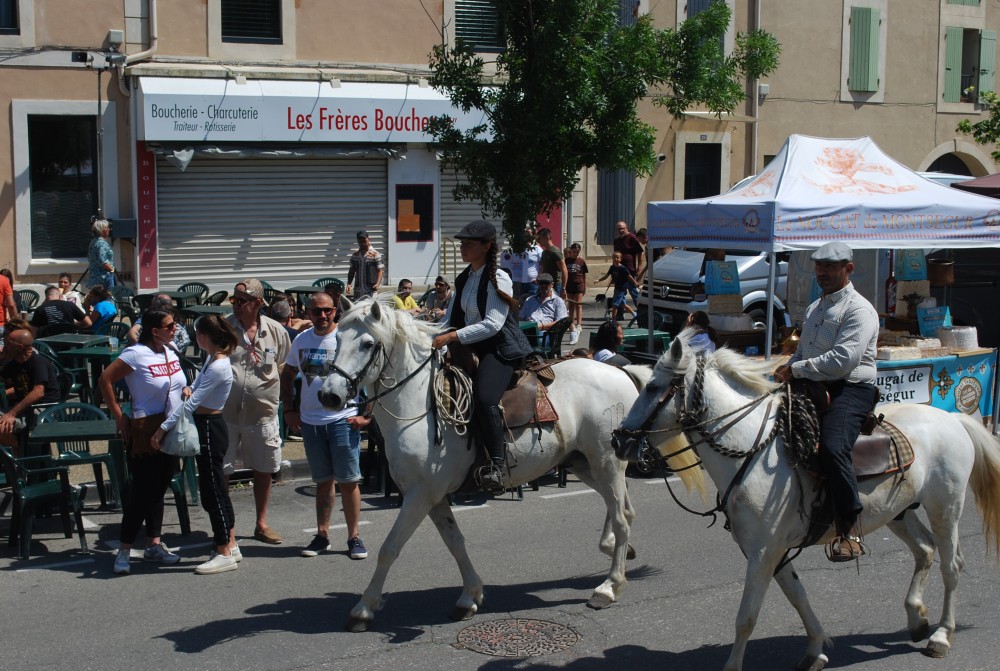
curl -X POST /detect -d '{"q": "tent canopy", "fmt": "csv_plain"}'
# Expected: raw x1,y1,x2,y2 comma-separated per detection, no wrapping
647,135,1000,252
953,172,1000,198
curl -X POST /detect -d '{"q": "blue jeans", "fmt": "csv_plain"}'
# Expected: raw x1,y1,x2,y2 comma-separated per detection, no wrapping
302,419,361,483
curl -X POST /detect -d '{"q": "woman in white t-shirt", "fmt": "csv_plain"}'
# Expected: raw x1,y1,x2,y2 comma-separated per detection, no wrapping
99,308,185,576
153,314,239,575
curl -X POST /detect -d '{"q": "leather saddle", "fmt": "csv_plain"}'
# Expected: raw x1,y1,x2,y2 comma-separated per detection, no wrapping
850,420,914,479
446,345,559,430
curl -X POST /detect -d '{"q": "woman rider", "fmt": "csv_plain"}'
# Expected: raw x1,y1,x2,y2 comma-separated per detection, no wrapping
432,220,532,492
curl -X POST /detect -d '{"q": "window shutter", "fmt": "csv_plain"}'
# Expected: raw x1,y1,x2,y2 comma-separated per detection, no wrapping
944,26,964,102
947,0,980,6
688,0,714,16
597,169,635,245
848,7,880,92
455,0,503,51
980,30,997,95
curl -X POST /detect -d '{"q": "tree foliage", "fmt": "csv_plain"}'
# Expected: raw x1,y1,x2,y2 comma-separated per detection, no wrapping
428,0,780,250
957,91,1000,162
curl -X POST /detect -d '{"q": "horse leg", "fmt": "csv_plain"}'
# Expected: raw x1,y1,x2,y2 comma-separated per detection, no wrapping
573,464,632,609
773,562,831,671
723,549,782,671
886,510,936,642
427,499,485,621
923,501,966,658
347,492,435,632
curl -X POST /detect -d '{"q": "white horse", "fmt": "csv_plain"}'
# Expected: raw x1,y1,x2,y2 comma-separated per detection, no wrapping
612,330,1000,671
317,299,699,631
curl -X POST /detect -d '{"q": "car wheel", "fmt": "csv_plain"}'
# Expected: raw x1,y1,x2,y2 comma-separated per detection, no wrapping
627,443,660,478
746,303,784,341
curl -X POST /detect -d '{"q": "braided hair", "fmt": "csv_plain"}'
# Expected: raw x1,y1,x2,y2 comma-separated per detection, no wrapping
484,240,518,310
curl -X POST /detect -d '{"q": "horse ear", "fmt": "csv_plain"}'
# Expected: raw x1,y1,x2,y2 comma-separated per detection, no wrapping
339,296,353,312
670,336,684,360
370,300,382,321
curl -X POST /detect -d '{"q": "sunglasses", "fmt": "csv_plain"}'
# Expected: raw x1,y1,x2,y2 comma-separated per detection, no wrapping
310,307,335,315
229,296,252,306
159,321,177,331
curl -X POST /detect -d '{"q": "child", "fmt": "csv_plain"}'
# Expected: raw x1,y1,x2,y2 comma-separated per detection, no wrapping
564,243,588,344
596,252,638,322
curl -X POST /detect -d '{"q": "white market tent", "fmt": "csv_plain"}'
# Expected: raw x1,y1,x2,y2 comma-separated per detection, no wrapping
645,134,1000,425
647,134,1000,254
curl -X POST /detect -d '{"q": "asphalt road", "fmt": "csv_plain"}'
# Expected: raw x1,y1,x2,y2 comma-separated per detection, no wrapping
2,464,999,671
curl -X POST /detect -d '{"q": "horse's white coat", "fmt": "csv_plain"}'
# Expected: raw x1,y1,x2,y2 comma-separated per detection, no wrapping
320,299,643,628
615,329,1000,671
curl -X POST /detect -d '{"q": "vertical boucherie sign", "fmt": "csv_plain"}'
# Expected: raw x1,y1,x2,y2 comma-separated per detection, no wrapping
136,142,158,289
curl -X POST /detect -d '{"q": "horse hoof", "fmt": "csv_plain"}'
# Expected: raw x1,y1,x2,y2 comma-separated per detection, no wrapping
922,641,950,658
909,621,930,642
794,653,828,671
450,606,477,621
626,544,637,560
587,593,615,610
346,617,371,633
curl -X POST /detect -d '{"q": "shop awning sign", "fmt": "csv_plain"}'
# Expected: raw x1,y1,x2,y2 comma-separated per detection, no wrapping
137,77,489,143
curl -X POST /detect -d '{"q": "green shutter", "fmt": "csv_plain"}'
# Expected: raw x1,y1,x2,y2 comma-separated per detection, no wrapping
848,7,880,92
947,0,980,6
944,26,964,102
980,30,996,95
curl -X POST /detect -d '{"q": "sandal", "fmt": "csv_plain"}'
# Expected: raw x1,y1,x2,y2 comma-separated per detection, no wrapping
826,534,866,562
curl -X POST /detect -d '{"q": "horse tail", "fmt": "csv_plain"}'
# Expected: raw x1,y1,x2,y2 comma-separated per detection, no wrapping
957,414,1000,557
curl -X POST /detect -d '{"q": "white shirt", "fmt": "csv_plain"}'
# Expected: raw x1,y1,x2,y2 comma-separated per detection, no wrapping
522,244,543,283
288,328,358,425
443,266,514,345
160,357,233,432
117,344,184,419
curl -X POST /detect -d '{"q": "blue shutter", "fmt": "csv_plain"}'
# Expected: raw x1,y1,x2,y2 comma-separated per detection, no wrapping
980,30,996,95
618,0,638,27
688,0,714,16
597,169,635,245
848,7,880,92
944,26,964,103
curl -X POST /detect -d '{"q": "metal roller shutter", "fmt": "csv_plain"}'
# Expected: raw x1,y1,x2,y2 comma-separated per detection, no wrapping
439,171,500,282
156,158,387,290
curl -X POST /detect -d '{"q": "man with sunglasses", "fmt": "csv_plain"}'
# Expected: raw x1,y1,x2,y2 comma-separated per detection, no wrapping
224,278,291,545
1,330,61,448
280,292,371,560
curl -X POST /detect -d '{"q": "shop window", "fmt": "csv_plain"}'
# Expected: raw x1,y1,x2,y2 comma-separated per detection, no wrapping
455,0,504,51
943,26,996,102
27,115,98,259
0,0,17,34
221,0,281,44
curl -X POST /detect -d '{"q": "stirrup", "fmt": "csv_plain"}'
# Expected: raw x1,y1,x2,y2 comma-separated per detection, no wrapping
825,534,866,563
474,464,507,493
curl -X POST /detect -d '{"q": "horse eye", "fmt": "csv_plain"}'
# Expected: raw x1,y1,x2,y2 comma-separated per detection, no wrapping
360,341,373,351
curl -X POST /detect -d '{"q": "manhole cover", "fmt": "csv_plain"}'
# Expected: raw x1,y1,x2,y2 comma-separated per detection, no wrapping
456,618,580,657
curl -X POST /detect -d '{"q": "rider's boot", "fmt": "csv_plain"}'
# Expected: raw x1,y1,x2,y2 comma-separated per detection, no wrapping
477,406,509,493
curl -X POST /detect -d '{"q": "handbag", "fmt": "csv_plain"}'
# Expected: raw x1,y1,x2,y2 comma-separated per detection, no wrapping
161,403,201,457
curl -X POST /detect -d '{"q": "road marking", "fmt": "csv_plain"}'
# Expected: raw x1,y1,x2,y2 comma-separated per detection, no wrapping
17,558,95,572
450,504,491,512
80,516,101,531
644,476,682,484
540,489,597,499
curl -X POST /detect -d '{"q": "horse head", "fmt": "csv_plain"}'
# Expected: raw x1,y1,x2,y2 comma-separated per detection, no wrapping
611,329,697,462
318,296,441,410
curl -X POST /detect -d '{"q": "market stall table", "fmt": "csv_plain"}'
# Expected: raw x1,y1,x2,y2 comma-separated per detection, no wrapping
37,333,110,351
875,348,997,418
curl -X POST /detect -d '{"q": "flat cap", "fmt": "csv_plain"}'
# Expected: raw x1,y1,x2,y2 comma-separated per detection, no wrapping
454,220,497,241
811,241,853,263
235,277,268,305
536,273,554,284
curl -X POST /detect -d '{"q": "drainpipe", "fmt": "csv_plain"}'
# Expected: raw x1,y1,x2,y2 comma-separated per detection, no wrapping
116,0,158,96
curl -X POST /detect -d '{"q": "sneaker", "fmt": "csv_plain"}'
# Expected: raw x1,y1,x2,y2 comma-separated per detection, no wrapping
347,535,368,560
113,549,131,575
143,543,181,565
195,552,238,575
253,526,283,544
301,534,331,557
568,329,579,345
230,543,243,563
285,430,304,442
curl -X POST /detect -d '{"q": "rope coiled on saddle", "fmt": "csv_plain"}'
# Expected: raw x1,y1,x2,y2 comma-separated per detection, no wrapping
775,387,821,470
433,362,474,435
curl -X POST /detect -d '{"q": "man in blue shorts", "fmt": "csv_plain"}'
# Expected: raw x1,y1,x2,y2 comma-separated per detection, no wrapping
280,291,371,559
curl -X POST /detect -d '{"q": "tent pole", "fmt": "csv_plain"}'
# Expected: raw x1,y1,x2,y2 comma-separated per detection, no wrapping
647,254,655,354
764,250,777,360
992,349,999,436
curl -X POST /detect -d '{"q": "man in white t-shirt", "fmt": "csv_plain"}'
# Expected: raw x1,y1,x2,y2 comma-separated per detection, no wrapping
521,240,543,298
280,291,372,560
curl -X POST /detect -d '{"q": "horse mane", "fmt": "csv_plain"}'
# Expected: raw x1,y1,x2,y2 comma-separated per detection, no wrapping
708,347,780,396
339,295,443,352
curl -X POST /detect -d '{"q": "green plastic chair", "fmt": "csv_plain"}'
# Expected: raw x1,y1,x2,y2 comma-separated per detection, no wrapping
36,402,121,509
96,321,130,342
313,277,343,290
0,446,87,560
177,282,209,304
14,288,40,313
204,290,229,306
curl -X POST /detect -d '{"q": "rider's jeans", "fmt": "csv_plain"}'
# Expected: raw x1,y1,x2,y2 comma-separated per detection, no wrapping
819,381,878,536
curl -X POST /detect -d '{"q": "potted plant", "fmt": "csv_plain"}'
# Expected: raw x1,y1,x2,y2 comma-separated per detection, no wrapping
902,292,923,320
